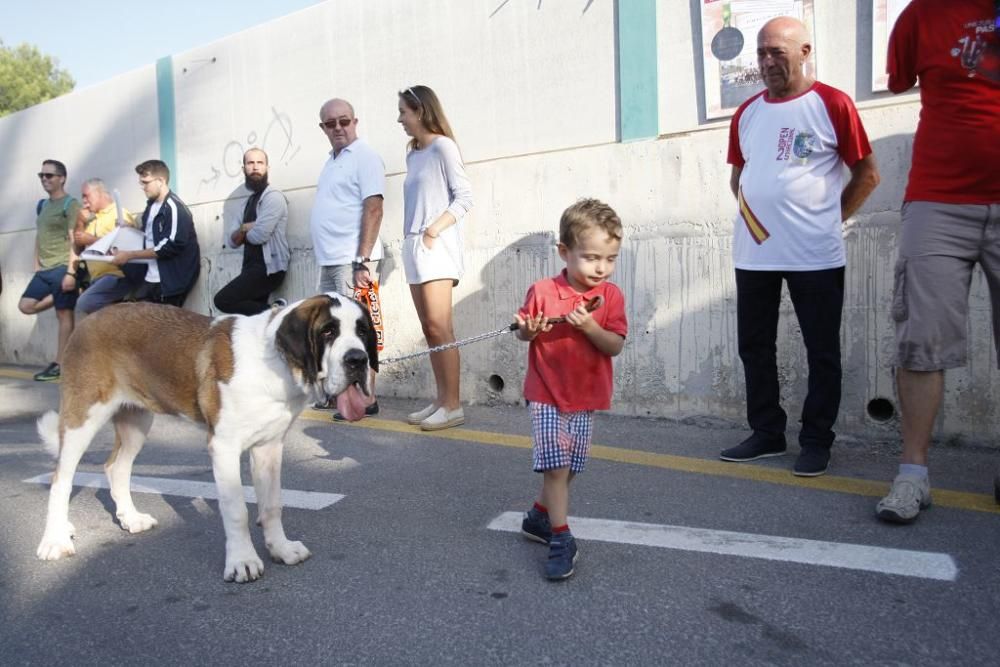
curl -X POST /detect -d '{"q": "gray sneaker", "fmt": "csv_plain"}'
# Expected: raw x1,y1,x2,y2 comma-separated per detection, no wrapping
876,474,932,524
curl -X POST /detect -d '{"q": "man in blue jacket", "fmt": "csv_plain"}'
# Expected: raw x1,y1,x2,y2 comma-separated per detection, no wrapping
112,159,201,307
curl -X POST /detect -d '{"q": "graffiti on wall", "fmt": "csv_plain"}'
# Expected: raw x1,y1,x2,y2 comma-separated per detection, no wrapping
199,106,302,191
489,0,594,18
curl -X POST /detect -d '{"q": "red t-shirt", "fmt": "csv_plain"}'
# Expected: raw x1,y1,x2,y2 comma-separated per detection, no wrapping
887,0,1000,203
519,271,628,412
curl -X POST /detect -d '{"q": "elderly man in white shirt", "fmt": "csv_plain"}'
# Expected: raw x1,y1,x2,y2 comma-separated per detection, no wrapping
309,97,385,418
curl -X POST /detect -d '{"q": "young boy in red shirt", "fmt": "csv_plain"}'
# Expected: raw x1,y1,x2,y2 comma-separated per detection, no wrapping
514,198,628,580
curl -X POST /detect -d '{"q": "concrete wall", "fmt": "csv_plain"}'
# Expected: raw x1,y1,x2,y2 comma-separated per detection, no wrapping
0,0,996,442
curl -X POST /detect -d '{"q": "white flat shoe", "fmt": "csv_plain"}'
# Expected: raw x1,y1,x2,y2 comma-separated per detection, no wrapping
407,403,438,425
420,407,465,431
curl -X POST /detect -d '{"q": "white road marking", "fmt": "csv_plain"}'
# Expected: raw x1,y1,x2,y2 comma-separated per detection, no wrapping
23,472,344,511
488,512,958,581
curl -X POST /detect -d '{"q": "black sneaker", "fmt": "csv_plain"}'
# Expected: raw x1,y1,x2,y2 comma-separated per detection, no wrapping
312,400,335,411
793,446,831,477
332,401,379,422
33,362,60,382
545,533,578,580
521,507,552,544
720,434,787,462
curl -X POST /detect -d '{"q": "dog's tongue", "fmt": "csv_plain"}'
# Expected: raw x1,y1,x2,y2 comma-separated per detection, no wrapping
335,384,368,422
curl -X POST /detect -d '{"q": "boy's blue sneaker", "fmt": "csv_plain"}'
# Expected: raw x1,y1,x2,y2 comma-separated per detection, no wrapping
521,507,552,544
545,533,578,580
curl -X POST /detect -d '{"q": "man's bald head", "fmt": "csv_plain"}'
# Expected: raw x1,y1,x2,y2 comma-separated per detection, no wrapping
319,98,355,119
756,16,814,99
759,16,811,46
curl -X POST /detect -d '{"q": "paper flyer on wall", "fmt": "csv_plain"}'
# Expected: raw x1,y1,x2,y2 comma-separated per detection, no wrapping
80,226,153,265
700,0,816,119
871,0,914,91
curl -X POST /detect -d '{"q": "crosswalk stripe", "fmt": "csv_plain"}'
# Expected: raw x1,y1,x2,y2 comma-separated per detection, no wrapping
487,512,958,581
23,472,344,511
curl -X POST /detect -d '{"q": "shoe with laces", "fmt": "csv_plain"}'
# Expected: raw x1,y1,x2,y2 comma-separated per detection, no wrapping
876,474,932,524
545,533,578,580
332,401,379,422
33,362,60,382
521,507,552,545
407,403,438,425
720,433,787,462
420,407,465,431
312,400,336,411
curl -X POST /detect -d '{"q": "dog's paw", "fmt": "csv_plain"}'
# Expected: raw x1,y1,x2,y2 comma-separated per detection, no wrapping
223,553,265,583
37,529,76,560
268,539,311,566
118,511,158,534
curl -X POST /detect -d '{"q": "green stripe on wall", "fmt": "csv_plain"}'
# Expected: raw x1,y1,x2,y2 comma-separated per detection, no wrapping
617,0,659,141
155,57,178,190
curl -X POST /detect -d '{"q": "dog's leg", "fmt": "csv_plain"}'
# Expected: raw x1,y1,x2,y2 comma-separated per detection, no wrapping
251,440,311,566
211,442,264,583
37,404,115,560
105,407,157,534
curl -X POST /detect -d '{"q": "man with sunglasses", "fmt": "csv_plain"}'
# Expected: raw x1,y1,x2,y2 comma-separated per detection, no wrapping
876,0,1000,522
19,160,81,382
309,98,385,418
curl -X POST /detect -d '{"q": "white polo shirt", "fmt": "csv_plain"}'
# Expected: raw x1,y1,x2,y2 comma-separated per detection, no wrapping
310,138,386,266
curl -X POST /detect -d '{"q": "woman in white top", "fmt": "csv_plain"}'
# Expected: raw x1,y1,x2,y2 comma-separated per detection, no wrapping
397,85,474,431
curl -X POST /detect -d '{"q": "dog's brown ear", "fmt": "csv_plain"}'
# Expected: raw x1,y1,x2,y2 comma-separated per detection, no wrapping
275,295,338,386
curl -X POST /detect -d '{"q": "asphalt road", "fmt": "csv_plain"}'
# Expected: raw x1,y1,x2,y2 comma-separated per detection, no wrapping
1,370,998,666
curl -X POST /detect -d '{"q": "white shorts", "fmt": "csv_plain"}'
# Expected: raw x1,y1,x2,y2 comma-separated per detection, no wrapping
402,230,464,285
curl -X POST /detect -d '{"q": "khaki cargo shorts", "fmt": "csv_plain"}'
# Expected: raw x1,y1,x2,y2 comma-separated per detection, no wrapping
893,201,1000,371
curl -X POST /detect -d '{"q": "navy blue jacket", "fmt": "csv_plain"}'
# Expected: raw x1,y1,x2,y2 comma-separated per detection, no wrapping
142,191,201,298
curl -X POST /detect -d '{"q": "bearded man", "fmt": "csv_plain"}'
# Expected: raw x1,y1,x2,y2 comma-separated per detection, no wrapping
213,148,290,315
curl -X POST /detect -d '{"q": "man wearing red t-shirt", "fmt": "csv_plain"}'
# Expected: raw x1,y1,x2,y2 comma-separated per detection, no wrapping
877,0,1000,523
720,17,880,477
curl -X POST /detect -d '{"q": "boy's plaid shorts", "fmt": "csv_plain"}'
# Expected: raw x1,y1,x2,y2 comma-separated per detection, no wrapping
529,401,594,473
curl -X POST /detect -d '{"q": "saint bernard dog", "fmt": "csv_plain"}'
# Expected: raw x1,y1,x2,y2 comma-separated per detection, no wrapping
35,293,378,582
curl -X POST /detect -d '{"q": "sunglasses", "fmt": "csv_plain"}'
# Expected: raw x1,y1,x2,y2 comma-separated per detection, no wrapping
38,172,61,179
318,117,354,130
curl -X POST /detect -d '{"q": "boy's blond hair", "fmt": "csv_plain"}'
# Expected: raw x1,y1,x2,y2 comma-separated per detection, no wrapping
559,198,622,249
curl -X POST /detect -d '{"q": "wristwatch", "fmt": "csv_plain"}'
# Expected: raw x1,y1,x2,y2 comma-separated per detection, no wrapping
352,255,370,270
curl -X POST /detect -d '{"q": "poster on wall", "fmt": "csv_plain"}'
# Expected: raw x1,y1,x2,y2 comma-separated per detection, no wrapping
871,0,914,91
700,0,816,120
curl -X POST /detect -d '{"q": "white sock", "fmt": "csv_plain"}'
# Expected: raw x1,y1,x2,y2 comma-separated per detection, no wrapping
899,463,928,480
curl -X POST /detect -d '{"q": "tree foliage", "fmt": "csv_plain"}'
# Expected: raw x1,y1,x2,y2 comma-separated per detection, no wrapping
0,40,75,117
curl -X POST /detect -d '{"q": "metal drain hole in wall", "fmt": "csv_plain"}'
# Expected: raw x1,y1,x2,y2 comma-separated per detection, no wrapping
487,374,505,393
866,398,896,422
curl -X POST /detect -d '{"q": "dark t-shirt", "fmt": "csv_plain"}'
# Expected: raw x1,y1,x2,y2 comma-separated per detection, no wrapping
242,191,265,270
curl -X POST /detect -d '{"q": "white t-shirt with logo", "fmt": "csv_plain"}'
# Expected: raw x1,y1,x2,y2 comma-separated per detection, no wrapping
727,82,872,271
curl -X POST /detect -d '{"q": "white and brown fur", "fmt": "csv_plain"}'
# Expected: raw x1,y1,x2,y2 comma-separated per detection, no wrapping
36,293,378,582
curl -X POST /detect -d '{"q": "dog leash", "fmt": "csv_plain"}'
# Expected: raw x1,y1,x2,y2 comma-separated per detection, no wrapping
380,295,603,365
